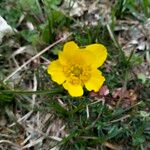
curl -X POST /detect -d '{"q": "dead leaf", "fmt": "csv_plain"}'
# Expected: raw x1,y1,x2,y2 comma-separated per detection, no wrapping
112,88,138,108
0,16,14,43
89,85,109,97
99,85,110,96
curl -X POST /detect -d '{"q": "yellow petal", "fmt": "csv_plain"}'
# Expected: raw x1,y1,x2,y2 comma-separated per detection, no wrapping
85,44,107,68
81,50,96,66
85,69,105,92
58,41,79,65
63,81,83,97
47,60,66,84
63,41,79,52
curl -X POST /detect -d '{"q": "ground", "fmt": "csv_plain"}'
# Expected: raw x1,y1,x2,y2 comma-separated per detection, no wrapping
0,0,150,150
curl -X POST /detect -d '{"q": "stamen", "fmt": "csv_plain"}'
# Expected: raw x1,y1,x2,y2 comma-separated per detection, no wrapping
63,64,91,85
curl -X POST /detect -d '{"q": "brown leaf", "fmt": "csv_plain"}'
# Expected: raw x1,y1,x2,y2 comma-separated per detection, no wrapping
89,91,99,97
89,85,109,98
99,85,110,96
112,87,127,99
112,87,138,108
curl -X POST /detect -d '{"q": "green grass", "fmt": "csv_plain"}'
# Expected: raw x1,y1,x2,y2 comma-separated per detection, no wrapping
0,0,150,149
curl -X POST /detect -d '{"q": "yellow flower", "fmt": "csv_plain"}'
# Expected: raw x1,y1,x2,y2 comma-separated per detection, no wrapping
47,41,107,97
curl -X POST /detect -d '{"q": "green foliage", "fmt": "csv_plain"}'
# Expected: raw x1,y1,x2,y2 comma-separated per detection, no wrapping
113,0,150,20
0,0,149,149
74,25,110,46
142,0,150,17
48,96,149,149
114,0,128,18
0,0,21,27
17,0,72,46
0,85,14,107
44,0,62,7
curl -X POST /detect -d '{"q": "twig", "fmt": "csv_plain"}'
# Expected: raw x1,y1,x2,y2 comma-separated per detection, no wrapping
86,105,90,119
32,72,37,108
110,114,130,123
3,33,72,83
8,111,33,127
103,142,122,150
22,137,44,149
106,24,126,62
0,140,21,150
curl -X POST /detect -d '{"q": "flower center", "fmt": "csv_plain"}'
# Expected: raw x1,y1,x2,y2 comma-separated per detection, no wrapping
71,66,83,77
63,64,91,85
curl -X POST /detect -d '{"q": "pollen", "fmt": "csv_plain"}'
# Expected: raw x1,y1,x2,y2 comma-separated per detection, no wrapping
71,65,83,77
63,64,91,85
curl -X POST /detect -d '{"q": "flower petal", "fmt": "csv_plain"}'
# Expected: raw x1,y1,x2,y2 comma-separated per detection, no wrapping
81,50,96,66
85,69,105,92
47,60,66,84
63,81,83,97
58,41,79,65
85,44,107,68
63,41,79,52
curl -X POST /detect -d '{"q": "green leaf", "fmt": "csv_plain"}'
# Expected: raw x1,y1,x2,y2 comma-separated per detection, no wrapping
0,85,14,107
107,125,122,140
138,74,147,84
133,133,145,145
49,101,69,117
41,25,52,43
19,0,40,14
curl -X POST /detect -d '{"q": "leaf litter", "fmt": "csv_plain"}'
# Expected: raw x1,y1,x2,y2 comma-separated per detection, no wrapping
0,0,150,149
